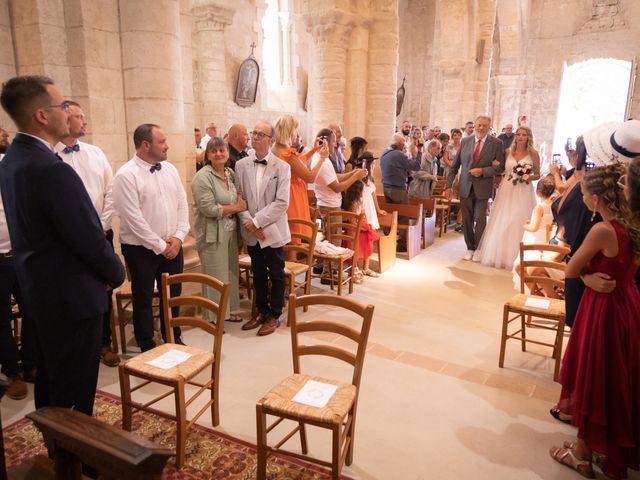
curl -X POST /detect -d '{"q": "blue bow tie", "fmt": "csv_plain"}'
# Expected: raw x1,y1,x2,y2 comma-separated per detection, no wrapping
150,163,162,173
62,144,80,154
254,159,267,165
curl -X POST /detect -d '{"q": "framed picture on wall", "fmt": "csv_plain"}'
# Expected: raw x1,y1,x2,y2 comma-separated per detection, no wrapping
235,55,259,108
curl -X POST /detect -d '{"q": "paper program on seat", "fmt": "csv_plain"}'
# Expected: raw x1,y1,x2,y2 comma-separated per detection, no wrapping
525,297,550,310
292,380,338,408
145,349,192,370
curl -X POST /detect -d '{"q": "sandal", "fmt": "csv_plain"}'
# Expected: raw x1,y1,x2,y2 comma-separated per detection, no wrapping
227,314,243,323
549,446,595,478
550,407,573,425
353,268,364,284
363,269,379,278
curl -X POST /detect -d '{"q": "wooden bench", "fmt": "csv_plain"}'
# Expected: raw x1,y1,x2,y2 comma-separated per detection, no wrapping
373,210,398,273
408,197,436,248
377,196,422,260
7,407,172,480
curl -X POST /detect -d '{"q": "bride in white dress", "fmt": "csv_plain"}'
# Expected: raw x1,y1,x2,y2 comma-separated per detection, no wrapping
475,126,541,269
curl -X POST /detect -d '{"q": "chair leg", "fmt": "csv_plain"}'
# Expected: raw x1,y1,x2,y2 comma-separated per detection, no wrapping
553,325,565,381
498,306,509,368
118,366,132,431
298,422,308,454
256,404,268,480
520,314,527,352
109,305,119,354
337,259,343,296
346,410,356,465
211,369,220,427
331,423,341,480
174,382,186,468
116,297,128,354
303,270,311,313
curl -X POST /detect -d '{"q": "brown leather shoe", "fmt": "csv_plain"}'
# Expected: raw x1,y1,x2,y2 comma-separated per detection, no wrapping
257,317,280,336
242,313,268,331
101,347,120,367
6,374,28,400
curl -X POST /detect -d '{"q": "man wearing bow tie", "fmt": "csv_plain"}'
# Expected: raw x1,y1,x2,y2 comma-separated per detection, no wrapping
112,124,190,351
235,122,291,336
55,101,119,367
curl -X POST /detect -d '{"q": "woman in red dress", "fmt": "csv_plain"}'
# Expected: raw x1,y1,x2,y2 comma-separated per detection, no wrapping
550,164,640,479
271,115,328,259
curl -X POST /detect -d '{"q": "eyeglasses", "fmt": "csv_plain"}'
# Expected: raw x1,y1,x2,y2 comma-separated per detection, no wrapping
250,131,271,140
618,174,627,189
45,102,71,112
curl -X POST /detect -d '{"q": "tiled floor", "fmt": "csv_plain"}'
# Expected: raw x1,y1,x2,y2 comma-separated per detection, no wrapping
3,232,637,479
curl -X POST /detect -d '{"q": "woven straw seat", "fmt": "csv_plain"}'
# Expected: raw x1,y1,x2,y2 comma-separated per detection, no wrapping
122,343,214,383
504,293,565,318
260,373,356,424
284,261,310,277
256,294,374,480
499,243,571,381
119,272,229,468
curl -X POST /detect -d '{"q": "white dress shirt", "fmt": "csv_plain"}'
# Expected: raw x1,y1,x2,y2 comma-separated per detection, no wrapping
55,140,115,231
0,153,10,254
112,155,190,255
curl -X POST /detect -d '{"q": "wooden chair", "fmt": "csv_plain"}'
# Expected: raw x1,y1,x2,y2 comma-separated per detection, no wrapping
10,407,172,480
408,196,436,248
498,243,571,380
119,272,230,468
431,194,450,237
373,210,398,273
313,210,363,296
376,196,422,260
284,218,319,313
256,294,374,480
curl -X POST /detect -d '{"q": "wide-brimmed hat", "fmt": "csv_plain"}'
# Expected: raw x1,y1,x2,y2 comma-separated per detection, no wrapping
357,151,378,162
583,119,640,166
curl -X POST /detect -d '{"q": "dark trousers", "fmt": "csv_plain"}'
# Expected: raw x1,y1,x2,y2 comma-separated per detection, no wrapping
102,229,114,349
383,185,408,205
0,255,36,376
34,313,101,416
121,244,183,352
564,276,585,328
248,243,285,319
460,187,488,251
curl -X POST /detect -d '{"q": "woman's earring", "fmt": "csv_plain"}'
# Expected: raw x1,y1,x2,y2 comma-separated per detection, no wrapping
591,198,598,222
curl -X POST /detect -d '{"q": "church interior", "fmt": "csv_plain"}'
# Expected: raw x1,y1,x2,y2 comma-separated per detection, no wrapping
1,0,640,479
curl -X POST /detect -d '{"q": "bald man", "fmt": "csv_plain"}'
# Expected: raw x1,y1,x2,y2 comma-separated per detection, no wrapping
227,123,249,170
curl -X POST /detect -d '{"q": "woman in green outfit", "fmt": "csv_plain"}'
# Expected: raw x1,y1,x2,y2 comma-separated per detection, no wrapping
191,137,247,323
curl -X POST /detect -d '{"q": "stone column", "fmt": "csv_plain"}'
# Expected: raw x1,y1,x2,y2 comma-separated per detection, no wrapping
366,0,399,187
303,12,354,132
119,0,187,179
279,11,293,86
191,2,234,134
344,22,370,138
0,0,16,131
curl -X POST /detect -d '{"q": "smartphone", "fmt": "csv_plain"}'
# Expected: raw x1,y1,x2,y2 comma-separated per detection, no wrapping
552,154,561,165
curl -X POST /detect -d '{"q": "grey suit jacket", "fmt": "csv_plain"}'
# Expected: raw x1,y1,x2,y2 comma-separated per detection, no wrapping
235,151,291,248
446,135,505,199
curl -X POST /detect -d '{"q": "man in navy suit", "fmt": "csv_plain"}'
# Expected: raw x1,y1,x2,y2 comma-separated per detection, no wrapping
0,76,125,416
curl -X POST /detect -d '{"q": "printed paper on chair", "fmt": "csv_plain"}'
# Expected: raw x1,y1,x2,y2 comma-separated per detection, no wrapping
525,297,550,310
292,380,338,408
145,349,192,370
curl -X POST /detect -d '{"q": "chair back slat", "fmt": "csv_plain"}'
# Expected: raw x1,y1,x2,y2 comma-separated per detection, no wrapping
288,294,374,388
285,218,318,268
517,242,570,294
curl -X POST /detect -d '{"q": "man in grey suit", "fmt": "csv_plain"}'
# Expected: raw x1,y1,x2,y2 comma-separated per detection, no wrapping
445,115,505,261
235,122,291,336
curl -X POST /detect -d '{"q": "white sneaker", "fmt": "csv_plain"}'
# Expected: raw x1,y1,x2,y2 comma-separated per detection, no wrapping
463,250,474,261
472,251,482,262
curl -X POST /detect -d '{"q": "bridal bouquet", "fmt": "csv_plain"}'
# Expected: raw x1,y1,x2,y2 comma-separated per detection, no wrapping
507,162,533,185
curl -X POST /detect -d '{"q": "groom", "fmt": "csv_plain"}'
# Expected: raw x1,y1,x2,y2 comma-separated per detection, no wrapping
445,115,505,261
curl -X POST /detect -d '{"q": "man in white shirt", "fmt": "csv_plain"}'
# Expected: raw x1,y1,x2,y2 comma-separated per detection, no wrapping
198,121,218,151
55,101,119,367
113,124,190,351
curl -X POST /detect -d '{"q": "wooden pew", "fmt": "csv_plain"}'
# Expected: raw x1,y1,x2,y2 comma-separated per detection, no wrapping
408,197,436,248
8,407,172,480
373,210,398,273
377,196,422,260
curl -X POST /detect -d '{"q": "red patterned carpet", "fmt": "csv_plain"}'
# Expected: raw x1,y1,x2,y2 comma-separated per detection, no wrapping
2,390,353,479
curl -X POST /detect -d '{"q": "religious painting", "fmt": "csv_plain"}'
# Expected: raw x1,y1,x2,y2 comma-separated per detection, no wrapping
235,57,259,108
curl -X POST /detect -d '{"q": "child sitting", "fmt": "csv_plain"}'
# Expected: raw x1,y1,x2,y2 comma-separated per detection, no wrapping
343,180,379,283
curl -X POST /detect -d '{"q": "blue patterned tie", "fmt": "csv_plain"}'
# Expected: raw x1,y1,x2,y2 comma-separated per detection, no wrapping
149,163,162,173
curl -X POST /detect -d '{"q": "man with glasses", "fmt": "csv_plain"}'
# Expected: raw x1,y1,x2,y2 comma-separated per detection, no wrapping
55,101,119,367
0,76,125,416
235,123,291,336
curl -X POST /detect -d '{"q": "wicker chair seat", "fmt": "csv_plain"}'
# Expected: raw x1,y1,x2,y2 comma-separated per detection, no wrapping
122,343,214,382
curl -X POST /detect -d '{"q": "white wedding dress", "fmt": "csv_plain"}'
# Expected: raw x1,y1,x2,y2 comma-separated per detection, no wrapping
477,153,537,269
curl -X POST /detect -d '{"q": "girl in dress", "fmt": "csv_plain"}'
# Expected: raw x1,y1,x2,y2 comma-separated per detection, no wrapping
549,164,640,480
475,126,540,268
512,175,557,295
343,181,379,283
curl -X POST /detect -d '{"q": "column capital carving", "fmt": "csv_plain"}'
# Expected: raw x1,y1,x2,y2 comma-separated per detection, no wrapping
303,11,369,46
191,3,235,32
